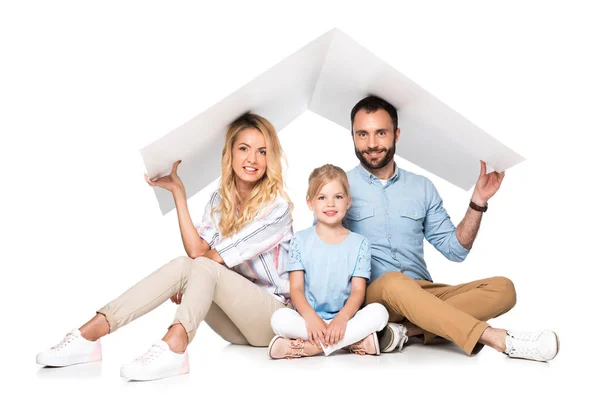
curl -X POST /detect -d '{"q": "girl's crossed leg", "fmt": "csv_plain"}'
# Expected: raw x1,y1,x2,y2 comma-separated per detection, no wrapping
268,303,388,359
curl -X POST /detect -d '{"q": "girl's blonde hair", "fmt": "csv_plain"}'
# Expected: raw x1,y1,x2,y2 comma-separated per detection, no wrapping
306,164,350,200
213,113,293,238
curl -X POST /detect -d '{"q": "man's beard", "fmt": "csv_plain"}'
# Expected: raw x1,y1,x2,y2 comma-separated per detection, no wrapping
355,142,396,170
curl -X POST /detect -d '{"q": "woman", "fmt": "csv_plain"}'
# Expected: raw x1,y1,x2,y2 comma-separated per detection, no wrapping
36,113,295,381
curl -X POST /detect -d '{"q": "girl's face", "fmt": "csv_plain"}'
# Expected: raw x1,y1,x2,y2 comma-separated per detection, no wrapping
231,128,268,186
308,179,351,227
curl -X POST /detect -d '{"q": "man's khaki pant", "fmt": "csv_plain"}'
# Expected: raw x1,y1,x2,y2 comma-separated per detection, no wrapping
365,272,517,355
97,256,288,345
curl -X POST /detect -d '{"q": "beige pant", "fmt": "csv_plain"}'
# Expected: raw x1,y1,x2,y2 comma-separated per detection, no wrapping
97,256,288,345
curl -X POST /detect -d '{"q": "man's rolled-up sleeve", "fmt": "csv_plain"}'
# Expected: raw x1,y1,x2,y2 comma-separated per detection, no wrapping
423,179,470,262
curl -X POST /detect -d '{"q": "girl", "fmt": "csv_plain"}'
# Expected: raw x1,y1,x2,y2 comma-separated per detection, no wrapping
36,113,295,381
268,164,388,359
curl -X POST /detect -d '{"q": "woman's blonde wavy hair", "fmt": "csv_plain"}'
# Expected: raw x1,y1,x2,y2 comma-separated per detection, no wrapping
212,113,293,238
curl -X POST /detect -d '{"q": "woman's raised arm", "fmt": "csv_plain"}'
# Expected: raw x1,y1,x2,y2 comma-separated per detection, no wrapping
145,160,209,258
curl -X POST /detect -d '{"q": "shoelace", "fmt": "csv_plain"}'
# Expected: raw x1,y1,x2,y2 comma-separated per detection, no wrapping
285,339,308,359
135,344,166,365
398,335,409,350
505,332,539,358
52,331,77,351
348,338,368,355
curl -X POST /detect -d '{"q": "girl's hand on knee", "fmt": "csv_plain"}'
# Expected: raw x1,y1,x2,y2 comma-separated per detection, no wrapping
305,314,327,346
325,316,347,346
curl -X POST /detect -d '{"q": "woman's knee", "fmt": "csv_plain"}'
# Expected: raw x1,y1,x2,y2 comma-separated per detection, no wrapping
186,257,224,282
159,255,193,275
191,256,223,274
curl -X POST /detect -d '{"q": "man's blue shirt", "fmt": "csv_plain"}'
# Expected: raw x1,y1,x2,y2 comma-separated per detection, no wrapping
344,163,470,282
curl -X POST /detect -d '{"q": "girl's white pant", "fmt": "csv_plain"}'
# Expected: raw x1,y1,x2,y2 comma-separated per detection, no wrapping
270,303,389,356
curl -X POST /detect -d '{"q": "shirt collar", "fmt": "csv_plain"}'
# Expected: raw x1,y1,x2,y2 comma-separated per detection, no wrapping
357,162,400,185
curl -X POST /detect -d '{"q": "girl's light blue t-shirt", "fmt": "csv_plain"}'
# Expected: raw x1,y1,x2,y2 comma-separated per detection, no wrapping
286,226,371,320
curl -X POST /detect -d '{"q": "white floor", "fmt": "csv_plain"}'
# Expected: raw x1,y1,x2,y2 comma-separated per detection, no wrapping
26,314,586,400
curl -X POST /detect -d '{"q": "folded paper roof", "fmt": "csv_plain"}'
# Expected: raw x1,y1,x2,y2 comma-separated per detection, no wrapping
141,28,524,215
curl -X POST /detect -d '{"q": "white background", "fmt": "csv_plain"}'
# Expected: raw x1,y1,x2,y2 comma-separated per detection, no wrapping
1,0,598,398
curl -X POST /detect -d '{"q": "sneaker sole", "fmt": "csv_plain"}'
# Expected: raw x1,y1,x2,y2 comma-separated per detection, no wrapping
379,326,398,353
121,358,189,382
267,335,284,359
36,355,102,367
552,331,560,360
373,332,381,355
538,331,560,362
121,368,188,382
121,351,189,381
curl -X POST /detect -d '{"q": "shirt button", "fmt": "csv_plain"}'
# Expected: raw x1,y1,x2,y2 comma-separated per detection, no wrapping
412,213,417,217
356,214,360,218
388,234,392,239
386,210,389,215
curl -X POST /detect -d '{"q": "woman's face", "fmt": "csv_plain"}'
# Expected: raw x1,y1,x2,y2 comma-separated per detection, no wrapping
232,128,268,186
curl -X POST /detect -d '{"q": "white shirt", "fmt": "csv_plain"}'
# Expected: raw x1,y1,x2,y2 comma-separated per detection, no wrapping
195,191,294,303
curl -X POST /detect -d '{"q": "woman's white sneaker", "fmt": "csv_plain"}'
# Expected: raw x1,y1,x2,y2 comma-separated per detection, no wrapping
120,341,189,381
36,329,102,367
504,329,559,362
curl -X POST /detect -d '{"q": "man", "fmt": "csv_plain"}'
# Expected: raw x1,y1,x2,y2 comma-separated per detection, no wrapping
343,95,559,362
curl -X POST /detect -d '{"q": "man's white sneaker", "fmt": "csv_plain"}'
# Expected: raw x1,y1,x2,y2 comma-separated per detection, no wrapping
36,329,102,367
504,329,559,362
378,323,409,353
120,341,189,381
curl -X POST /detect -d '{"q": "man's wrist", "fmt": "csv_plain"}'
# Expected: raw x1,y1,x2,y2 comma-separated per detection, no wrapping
470,194,487,207
469,200,488,213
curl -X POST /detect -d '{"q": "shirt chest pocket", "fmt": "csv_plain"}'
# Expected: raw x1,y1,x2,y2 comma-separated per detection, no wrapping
345,207,375,231
396,205,426,245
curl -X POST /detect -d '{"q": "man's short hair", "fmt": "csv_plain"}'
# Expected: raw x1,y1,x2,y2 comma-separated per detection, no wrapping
350,95,398,133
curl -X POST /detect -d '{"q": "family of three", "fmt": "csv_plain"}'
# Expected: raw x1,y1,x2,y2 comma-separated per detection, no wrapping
36,96,559,381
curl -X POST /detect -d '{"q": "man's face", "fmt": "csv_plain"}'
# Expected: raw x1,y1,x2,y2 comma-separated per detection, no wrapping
352,109,399,170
